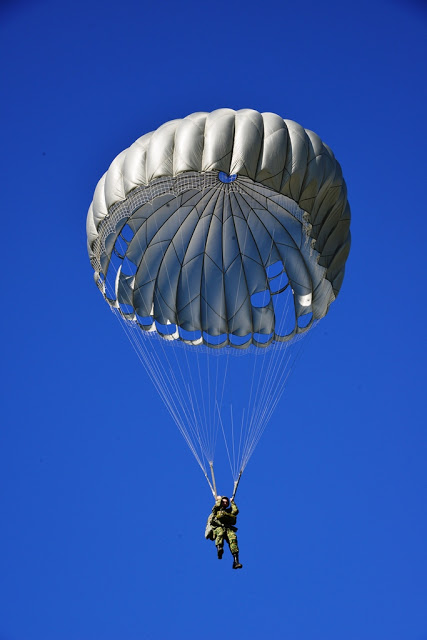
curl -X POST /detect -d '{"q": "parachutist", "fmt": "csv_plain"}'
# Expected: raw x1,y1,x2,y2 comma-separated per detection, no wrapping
205,496,243,569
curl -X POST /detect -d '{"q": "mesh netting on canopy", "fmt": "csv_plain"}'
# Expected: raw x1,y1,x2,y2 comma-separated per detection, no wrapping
86,108,351,496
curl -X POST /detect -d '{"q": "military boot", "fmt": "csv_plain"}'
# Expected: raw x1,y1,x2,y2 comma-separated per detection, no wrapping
232,553,243,569
217,546,224,559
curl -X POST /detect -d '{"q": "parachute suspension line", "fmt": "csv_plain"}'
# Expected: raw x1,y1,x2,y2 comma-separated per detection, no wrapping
211,353,220,463
242,339,267,469
184,380,207,461
230,404,236,479
267,326,313,428
243,340,291,464
113,312,208,476
237,408,245,478
178,335,210,459
206,341,212,456
156,355,210,472
238,306,292,470
125,323,206,467
103,253,212,483
158,334,209,464
241,354,293,471
239,314,283,470
241,337,272,469
137,332,203,452
212,350,221,462
216,400,235,483
242,333,308,469
242,310,293,467
215,339,231,456
192,348,208,449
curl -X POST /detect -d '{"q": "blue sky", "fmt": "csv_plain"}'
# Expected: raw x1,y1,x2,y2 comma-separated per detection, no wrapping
1,1,426,639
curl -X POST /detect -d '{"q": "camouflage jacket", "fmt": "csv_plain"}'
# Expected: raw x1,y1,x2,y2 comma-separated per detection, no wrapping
211,497,239,528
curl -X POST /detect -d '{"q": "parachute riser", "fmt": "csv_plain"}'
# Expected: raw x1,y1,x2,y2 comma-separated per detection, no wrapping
231,470,243,501
202,468,216,498
209,461,217,498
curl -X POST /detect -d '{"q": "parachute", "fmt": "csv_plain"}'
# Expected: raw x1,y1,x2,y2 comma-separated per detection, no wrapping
86,109,351,497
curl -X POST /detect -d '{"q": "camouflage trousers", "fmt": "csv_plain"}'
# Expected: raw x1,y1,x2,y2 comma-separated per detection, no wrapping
213,526,239,554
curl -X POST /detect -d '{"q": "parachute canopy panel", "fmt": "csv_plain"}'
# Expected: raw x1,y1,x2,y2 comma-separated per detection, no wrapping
87,109,351,349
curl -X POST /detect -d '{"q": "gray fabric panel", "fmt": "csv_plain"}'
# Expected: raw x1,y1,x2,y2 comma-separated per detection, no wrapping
170,208,202,264
153,242,183,324
125,195,184,267
326,239,351,286
122,132,152,192
311,277,333,319
126,224,148,265
174,114,207,174
181,216,210,266
230,109,264,177
225,257,252,336
241,255,268,296
133,280,155,317
222,209,241,271
252,302,275,334
104,149,127,209
275,244,312,299
254,112,289,186
201,257,227,335
321,216,350,259
134,240,171,290
91,174,108,232
144,198,182,246
146,204,192,247
177,252,204,316
299,135,335,210
244,208,279,266
279,120,308,203
146,119,179,181
204,198,224,269
201,109,235,173
116,268,135,307
234,224,265,272
86,203,98,254
233,213,264,267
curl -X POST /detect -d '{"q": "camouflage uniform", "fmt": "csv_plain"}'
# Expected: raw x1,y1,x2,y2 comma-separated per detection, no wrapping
210,497,239,555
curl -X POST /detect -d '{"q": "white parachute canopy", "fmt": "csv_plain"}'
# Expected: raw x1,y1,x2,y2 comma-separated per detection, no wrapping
86,109,351,496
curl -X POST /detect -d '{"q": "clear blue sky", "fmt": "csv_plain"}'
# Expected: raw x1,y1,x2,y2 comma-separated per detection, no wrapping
1,1,426,639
